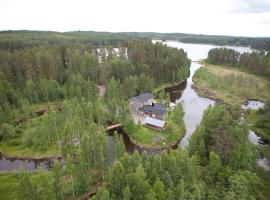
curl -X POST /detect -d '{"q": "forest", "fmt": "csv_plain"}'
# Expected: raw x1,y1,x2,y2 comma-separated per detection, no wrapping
93,106,263,200
207,48,270,79
0,31,270,200
2,30,270,51
0,31,191,199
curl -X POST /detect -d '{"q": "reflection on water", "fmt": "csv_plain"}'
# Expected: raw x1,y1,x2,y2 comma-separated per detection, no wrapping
243,102,270,171
162,41,252,148
248,130,262,145
0,153,62,171
258,158,270,171
178,62,215,147
165,81,187,102
242,100,264,110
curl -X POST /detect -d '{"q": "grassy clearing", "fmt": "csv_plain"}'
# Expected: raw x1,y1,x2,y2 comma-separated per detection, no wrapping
128,105,186,148
193,61,270,105
0,115,60,158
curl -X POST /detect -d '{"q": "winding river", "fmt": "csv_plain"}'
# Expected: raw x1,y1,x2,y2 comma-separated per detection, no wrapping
162,41,251,148
2,41,268,171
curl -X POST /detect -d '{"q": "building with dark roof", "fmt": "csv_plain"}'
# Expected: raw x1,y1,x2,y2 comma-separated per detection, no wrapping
129,93,154,105
140,103,167,120
129,93,154,112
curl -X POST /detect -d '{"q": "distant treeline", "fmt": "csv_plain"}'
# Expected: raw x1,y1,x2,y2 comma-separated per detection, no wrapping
207,48,270,79
120,32,270,51
1,31,270,51
0,31,131,50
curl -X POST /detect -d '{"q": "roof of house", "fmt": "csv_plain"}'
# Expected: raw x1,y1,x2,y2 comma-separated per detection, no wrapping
144,116,165,128
140,103,167,116
130,93,154,103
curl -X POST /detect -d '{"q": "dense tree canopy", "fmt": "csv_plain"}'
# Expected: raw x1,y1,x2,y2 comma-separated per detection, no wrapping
0,31,268,200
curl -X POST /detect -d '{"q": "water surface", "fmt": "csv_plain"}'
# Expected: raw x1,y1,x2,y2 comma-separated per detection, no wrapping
163,41,251,147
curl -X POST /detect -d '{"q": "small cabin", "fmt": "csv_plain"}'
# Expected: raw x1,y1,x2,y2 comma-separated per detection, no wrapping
144,116,166,130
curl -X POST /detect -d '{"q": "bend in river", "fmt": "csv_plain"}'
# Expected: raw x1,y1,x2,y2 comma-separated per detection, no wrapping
162,41,251,148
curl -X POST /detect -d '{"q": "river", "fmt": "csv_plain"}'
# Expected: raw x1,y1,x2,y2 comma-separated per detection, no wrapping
1,41,265,171
162,41,251,148
163,41,269,170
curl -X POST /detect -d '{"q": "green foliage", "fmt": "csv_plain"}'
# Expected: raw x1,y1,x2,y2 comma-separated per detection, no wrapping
171,103,184,124
189,106,256,169
255,98,270,142
96,150,206,200
0,31,267,200
207,48,270,80
127,40,190,84
187,105,261,199
225,171,260,200
120,32,270,51
194,64,270,105
207,48,240,66
93,187,110,200
0,123,17,141
17,170,39,200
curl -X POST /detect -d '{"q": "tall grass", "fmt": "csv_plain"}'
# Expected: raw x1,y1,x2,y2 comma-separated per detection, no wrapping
195,67,269,100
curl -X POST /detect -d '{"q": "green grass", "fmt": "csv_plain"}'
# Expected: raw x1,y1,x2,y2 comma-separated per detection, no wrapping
0,173,19,200
193,61,270,106
0,115,60,158
128,106,186,148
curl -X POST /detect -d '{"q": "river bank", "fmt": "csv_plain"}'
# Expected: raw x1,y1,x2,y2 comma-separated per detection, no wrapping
193,60,270,106
191,60,270,171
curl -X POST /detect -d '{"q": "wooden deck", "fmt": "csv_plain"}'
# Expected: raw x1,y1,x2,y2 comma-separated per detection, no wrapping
106,124,122,131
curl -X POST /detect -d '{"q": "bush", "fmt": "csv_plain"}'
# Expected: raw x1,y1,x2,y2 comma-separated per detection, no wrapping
0,123,17,141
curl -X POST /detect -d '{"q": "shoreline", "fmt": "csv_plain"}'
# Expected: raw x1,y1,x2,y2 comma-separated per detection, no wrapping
193,60,268,107
0,152,62,161
153,79,187,94
127,131,184,151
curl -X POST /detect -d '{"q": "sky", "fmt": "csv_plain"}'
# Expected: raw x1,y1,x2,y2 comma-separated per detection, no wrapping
0,0,270,37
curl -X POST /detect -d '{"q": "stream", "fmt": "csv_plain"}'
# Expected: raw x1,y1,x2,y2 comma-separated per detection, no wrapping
242,101,270,171
1,41,269,171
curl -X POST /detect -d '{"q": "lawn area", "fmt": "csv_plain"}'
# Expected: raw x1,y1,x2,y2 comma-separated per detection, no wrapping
193,61,270,106
0,115,60,159
128,104,186,148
